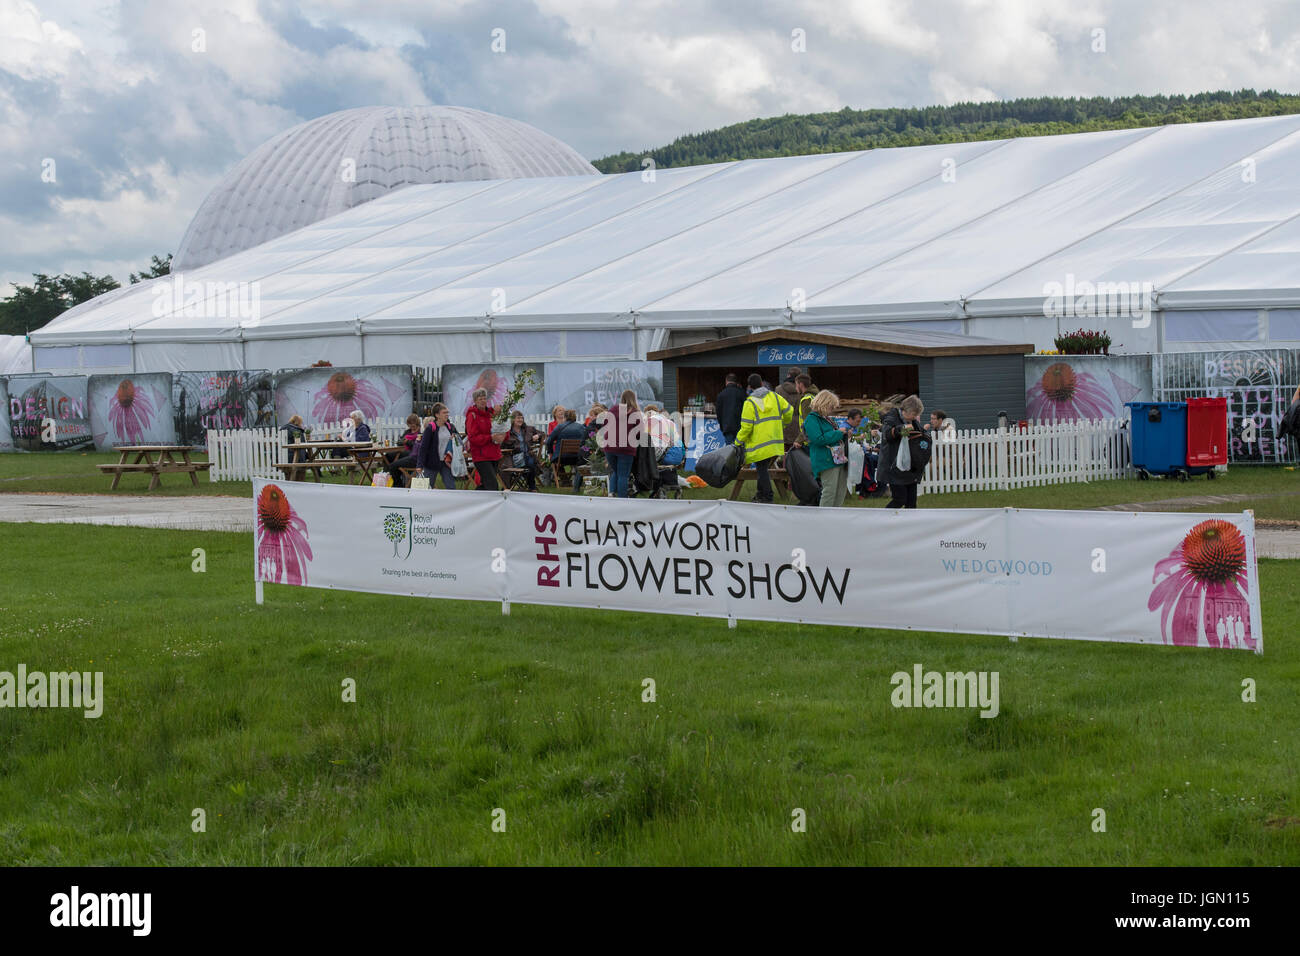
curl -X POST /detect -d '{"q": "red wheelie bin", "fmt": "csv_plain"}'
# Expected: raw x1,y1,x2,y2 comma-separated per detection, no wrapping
1186,397,1228,479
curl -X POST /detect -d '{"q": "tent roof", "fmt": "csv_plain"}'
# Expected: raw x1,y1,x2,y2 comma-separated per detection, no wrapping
33,112,1300,347
648,325,1031,360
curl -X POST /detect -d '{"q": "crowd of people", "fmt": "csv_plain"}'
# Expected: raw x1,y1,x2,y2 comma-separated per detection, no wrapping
291,372,950,508
713,367,947,508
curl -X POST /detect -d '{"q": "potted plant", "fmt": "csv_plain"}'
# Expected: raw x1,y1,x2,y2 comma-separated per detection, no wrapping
583,432,608,475
1053,328,1112,355
491,368,541,438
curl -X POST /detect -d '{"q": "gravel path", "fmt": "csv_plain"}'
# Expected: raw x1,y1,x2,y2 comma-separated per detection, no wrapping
0,493,252,532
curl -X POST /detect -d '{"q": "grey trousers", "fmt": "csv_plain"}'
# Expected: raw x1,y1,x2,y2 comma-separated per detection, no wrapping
817,464,848,507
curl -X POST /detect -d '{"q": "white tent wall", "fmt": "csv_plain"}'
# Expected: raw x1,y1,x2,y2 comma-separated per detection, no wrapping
244,335,364,371
133,342,243,372
360,332,491,368
31,343,130,374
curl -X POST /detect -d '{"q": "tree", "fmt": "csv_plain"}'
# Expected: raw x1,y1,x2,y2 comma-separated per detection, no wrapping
0,254,172,336
130,253,172,284
0,272,120,337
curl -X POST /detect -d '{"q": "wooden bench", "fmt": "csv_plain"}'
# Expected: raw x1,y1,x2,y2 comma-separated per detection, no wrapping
274,460,357,482
728,466,790,502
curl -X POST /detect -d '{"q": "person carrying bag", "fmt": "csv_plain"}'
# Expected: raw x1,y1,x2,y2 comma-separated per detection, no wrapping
802,389,851,507
876,394,927,509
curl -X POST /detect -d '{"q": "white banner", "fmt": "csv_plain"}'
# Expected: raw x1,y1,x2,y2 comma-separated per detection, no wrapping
253,480,1263,652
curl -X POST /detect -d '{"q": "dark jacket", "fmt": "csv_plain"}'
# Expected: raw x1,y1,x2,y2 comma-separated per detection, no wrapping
547,420,588,459
876,408,927,486
714,383,745,439
777,379,800,442
354,423,371,444
796,386,819,443
416,420,459,472
465,405,501,463
501,424,544,462
1279,400,1300,446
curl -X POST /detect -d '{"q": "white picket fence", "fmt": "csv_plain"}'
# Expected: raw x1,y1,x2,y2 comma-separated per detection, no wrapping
207,414,553,482
208,427,283,481
210,415,1132,490
919,418,1132,495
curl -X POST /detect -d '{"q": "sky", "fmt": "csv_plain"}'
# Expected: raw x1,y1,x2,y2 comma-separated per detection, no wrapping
1,0,1298,297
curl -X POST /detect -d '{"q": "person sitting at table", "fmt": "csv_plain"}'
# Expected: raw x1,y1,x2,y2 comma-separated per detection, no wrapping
547,404,565,436
328,413,356,461
500,409,544,491
546,408,589,492
284,415,307,464
351,410,372,444
417,403,460,489
385,413,423,487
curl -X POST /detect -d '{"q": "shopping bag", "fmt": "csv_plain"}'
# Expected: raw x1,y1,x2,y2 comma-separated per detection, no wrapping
371,472,392,488
450,436,468,478
410,476,431,490
895,435,912,473
847,442,864,493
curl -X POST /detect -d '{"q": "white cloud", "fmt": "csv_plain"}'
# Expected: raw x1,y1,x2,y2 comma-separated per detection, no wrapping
4,0,1300,294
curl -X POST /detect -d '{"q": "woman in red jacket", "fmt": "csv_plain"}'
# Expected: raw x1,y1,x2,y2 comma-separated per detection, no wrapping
465,387,504,490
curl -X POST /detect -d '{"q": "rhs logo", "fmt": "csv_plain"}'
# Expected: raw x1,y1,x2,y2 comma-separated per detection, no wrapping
382,507,413,559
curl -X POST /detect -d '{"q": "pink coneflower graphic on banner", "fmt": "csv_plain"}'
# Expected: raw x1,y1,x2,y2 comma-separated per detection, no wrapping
107,379,155,443
256,484,313,586
472,368,509,409
1148,520,1253,649
1025,363,1115,421
312,371,384,422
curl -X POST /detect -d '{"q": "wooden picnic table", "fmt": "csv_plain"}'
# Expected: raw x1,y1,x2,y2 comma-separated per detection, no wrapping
728,466,791,502
97,444,211,491
276,440,369,482
352,445,404,485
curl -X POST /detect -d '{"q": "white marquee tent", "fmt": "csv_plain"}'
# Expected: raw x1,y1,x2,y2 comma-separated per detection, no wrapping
0,335,33,374
27,113,1300,376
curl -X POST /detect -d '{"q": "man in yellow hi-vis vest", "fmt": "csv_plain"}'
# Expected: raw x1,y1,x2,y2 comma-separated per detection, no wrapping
736,372,794,503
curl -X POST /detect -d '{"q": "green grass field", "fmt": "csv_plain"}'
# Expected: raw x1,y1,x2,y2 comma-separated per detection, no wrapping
0,520,1297,865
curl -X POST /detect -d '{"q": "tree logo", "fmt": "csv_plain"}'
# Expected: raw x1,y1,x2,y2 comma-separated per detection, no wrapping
381,507,413,559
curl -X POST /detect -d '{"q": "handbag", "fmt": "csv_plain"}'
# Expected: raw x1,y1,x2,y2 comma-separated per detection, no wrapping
830,440,848,465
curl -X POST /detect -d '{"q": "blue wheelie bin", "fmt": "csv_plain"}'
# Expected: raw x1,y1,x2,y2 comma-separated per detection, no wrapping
1126,402,1196,481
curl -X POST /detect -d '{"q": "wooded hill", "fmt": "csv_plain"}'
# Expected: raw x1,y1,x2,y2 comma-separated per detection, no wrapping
592,90,1300,173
